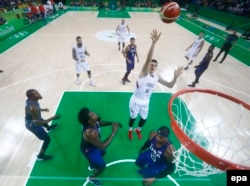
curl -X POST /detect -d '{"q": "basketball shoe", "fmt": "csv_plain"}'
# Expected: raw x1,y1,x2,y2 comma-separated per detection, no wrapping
188,83,195,87
75,79,80,85
89,79,96,86
37,154,52,161
128,130,133,140
122,78,125,85
47,123,58,132
87,176,102,186
135,128,142,140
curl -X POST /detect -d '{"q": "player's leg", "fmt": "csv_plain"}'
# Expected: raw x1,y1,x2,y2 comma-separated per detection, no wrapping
27,124,52,160
118,36,121,51
125,61,134,82
37,132,51,160
219,46,230,63
118,42,121,51
122,42,125,51
82,148,106,185
75,61,82,85
135,104,148,140
184,50,193,70
83,61,95,86
188,69,203,87
128,96,139,140
122,63,132,85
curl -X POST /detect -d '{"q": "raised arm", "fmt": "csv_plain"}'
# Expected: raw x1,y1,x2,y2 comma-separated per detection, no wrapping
164,144,176,162
139,29,161,77
139,131,156,153
158,66,183,88
84,123,120,150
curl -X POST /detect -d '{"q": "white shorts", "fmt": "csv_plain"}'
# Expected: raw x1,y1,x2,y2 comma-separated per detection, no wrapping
129,95,149,120
118,33,127,42
75,61,90,75
185,47,198,61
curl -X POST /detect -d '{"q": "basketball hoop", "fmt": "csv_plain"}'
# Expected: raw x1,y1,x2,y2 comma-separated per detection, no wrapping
168,89,250,177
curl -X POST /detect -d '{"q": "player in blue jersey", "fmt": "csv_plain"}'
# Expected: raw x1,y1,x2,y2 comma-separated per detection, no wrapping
122,37,139,85
135,126,176,186
188,44,215,87
78,107,122,186
25,89,60,161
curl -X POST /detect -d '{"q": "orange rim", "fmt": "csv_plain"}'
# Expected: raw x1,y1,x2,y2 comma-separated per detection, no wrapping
168,88,250,170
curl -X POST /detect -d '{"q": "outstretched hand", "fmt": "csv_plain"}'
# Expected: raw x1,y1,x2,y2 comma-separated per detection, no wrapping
174,66,183,78
112,122,122,133
150,29,161,43
113,122,123,128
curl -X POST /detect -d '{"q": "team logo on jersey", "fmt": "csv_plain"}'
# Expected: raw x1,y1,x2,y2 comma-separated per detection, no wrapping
95,30,136,42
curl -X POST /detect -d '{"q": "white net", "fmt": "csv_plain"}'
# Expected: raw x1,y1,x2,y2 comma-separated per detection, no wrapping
168,89,250,177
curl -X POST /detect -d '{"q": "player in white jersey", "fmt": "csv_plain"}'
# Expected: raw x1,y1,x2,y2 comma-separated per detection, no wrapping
184,31,204,70
116,19,130,51
128,29,183,140
72,36,95,86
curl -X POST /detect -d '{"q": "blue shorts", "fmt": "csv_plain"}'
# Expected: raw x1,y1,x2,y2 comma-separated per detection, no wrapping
126,60,135,71
25,120,49,141
135,150,175,178
81,147,106,170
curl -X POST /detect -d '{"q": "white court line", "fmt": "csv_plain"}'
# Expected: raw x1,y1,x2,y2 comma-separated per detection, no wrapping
1,63,248,100
82,159,180,186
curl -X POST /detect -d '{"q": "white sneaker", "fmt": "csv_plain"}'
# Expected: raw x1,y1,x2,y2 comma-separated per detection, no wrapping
75,79,80,85
89,80,96,87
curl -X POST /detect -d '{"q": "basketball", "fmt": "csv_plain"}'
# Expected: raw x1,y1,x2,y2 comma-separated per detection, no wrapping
160,2,181,24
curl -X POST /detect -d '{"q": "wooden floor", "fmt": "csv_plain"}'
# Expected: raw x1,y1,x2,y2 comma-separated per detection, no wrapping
0,11,249,185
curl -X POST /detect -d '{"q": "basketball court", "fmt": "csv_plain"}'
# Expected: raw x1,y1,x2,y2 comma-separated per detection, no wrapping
0,8,249,186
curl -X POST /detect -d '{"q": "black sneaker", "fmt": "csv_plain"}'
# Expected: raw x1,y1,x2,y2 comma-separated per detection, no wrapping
87,176,102,186
213,59,217,62
184,66,188,70
37,154,52,161
47,124,58,132
125,79,131,83
188,83,195,87
0,70,3,73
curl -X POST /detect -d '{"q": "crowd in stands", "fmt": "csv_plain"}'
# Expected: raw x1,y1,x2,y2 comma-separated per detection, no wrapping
0,0,65,25
133,0,158,8
194,0,250,16
0,0,29,12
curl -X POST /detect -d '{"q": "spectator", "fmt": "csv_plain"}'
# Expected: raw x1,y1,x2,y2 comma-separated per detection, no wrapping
58,1,64,10
213,29,238,63
0,15,7,25
38,3,46,21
